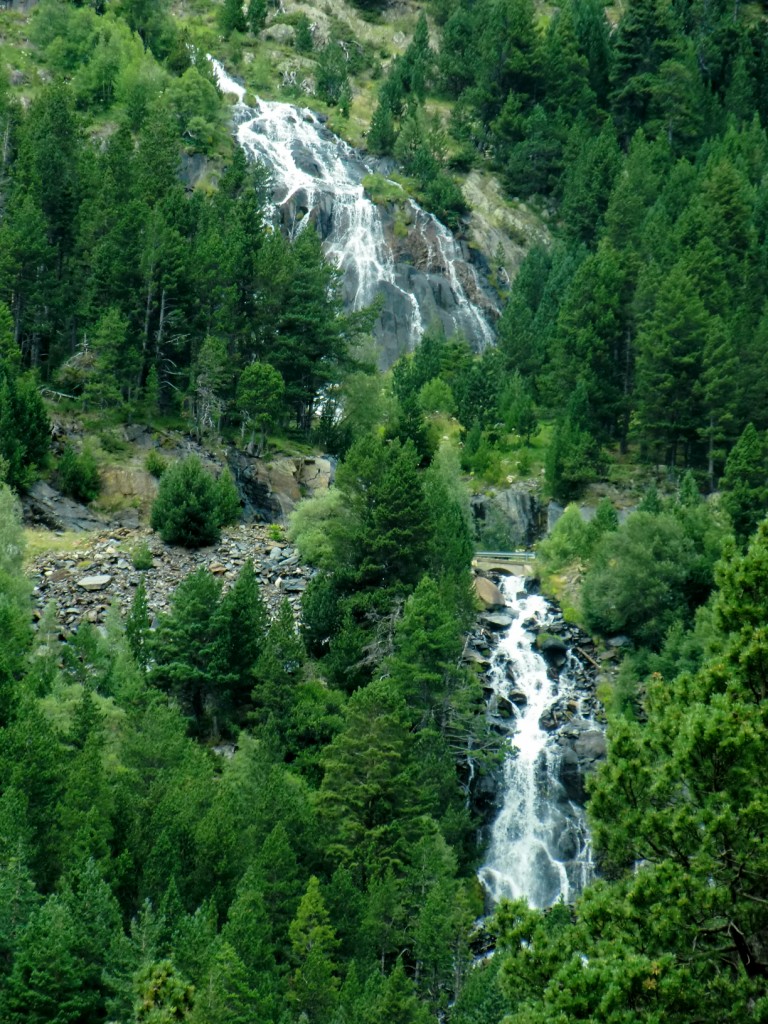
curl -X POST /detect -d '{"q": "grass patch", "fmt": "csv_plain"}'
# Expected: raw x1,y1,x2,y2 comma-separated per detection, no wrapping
362,173,406,204
24,529,87,564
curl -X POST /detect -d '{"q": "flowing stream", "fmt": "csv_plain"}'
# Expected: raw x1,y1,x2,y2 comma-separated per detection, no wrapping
211,60,497,364
478,576,597,909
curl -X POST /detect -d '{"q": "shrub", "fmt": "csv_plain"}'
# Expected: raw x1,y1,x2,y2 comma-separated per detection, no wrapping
268,523,285,543
145,450,167,479
150,456,221,548
418,378,455,416
130,541,153,570
98,429,130,456
57,445,101,503
536,504,591,573
295,13,313,52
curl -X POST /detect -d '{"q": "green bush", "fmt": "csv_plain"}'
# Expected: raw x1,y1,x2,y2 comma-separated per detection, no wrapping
130,541,153,570
536,504,592,573
98,429,130,456
295,13,313,52
150,456,221,548
418,378,455,416
57,445,101,503
144,450,167,479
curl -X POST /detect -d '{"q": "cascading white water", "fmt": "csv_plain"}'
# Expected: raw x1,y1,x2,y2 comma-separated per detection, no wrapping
210,60,495,362
478,576,595,909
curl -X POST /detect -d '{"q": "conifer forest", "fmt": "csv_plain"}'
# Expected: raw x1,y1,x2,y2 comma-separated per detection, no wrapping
1,0,768,1021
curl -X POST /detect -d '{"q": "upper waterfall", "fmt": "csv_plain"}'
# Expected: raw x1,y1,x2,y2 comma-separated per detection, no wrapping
211,60,498,366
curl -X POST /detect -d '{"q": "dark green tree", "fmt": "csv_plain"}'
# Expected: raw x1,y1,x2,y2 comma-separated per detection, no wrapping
719,423,768,545
150,456,221,548
219,0,247,36
149,568,226,735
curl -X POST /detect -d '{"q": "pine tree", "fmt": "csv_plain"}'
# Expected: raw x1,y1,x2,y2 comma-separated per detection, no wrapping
189,941,265,1024
246,0,267,34
2,896,90,1024
634,263,710,467
221,866,276,978
318,679,415,873
385,575,464,719
251,598,305,735
219,0,247,37
253,822,304,946
370,959,432,1024
150,456,221,548
288,876,340,1023
236,361,285,454
213,560,268,714
719,423,768,545
126,579,151,671
149,568,225,735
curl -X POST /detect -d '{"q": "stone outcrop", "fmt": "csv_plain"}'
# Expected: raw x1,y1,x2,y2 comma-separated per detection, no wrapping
227,85,499,368
473,575,506,610
471,484,544,550
228,451,333,523
22,481,108,533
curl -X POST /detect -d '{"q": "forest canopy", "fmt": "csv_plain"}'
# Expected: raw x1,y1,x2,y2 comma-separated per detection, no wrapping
0,0,768,1022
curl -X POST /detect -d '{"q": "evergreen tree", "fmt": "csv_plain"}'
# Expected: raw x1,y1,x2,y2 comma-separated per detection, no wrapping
719,423,768,545
385,575,464,721
236,361,284,454
219,0,247,36
288,876,340,1023
150,456,221,548
634,263,710,467
214,560,268,713
149,568,226,735
246,0,268,34
126,579,151,671
251,598,305,736
2,896,91,1024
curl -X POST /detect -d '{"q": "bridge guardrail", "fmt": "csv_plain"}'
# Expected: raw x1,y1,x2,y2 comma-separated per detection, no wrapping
474,550,536,561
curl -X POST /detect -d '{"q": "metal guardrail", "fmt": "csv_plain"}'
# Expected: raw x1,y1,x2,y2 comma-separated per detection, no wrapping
474,550,537,561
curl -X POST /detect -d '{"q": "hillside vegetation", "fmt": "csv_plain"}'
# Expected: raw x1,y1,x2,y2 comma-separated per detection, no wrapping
1,1,768,1023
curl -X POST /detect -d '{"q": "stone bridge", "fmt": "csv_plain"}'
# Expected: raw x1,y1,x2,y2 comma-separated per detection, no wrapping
472,550,537,576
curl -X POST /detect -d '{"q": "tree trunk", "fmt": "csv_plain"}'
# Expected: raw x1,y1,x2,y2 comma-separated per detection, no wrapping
138,278,154,388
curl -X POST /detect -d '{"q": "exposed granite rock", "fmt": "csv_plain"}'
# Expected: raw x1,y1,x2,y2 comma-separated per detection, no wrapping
474,576,506,609
77,575,112,591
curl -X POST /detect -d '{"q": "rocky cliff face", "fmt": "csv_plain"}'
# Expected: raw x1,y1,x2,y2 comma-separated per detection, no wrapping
213,62,499,366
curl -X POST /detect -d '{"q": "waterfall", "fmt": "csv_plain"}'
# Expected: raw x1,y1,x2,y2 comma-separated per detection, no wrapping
210,60,497,365
478,576,602,909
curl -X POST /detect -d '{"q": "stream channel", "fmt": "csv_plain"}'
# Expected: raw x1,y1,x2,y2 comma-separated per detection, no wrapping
476,575,605,909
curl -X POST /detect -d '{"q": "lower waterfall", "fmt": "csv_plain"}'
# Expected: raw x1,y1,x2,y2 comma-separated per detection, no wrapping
478,576,602,909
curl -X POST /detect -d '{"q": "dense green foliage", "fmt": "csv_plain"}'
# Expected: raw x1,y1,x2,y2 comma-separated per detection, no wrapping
0,436,484,1021
358,0,768,502
2,0,768,1021
150,456,241,547
0,5,373,488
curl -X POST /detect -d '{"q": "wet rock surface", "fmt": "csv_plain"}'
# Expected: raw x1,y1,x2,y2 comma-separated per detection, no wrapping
466,574,606,822
224,80,499,368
